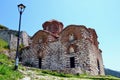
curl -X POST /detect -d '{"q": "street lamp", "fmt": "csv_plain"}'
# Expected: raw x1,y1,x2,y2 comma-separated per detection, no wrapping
14,4,26,70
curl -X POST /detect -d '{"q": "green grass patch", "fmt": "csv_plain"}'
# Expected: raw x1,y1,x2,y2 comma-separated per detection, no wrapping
0,53,13,65
0,54,23,80
0,38,9,52
40,69,120,80
41,70,74,78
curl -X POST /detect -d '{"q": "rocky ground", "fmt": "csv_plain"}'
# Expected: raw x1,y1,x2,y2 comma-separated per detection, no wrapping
19,67,91,80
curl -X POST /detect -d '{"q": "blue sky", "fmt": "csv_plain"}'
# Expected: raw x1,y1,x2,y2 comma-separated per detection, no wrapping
0,0,120,71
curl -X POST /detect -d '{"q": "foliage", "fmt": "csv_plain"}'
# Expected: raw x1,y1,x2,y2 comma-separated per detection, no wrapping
0,38,9,51
0,24,8,30
0,54,23,80
19,44,25,50
0,53,12,64
42,70,73,77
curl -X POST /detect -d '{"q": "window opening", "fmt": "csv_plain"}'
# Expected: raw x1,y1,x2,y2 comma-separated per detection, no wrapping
69,34,74,41
97,60,100,74
39,58,42,68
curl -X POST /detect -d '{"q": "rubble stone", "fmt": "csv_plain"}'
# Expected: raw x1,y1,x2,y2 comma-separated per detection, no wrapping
20,20,104,75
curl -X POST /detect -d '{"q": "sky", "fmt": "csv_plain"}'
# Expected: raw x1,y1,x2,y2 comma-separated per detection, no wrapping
0,0,120,71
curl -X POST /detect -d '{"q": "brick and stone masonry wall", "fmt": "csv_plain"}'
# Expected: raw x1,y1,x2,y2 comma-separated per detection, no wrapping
0,30,29,58
0,30,29,50
20,21,104,75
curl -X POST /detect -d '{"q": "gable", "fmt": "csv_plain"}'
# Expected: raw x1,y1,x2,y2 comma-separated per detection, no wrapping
59,25,90,43
31,30,56,44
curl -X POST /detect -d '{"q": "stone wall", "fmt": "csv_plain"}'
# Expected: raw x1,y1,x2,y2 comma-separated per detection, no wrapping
20,20,104,75
0,30,17,43
21,38,103,75
21,46,39,67
0,30,29,58
0,30,29,50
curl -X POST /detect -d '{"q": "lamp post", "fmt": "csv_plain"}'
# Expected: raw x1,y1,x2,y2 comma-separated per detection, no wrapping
14,4,26,70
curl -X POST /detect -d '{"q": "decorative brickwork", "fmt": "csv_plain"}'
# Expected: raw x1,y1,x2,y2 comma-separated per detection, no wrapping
20,20,104,75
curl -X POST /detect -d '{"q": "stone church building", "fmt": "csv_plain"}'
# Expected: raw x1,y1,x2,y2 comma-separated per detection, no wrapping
20,20,104,75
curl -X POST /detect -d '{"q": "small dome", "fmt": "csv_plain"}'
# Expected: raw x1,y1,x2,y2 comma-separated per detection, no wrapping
42,20,64,34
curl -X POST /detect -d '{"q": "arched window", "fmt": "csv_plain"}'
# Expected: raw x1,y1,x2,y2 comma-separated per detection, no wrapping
97,59,100,74
48,36,53,42
39,58,42,68
69,46,75,53
69,34,74,41
70,57,75,68
39,39,42,43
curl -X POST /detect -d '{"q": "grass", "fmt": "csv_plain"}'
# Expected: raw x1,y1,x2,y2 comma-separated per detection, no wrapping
0,54,23,80
41,70,73,77
0,38,23,80
0,38,9,52
19,66,120,80
40,69,120,80
0,54,120,80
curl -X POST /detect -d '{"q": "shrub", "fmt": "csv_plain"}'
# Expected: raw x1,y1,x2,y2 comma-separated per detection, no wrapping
0,24,8,30
19,44,25,50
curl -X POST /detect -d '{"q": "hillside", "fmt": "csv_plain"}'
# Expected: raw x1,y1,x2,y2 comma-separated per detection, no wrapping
0,53,120,80
105,68,120,78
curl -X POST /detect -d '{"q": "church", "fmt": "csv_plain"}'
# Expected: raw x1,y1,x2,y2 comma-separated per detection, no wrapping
20,20,104,75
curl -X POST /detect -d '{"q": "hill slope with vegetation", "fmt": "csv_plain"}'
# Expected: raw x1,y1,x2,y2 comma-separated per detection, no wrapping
0,38,9,51
0,53,120,80
105,68,120,78
0,25,120,80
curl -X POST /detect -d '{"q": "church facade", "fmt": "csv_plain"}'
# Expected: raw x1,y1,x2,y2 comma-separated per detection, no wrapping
20,20,104,75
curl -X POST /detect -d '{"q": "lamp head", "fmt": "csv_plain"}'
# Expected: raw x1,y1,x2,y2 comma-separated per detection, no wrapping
18,4,26,13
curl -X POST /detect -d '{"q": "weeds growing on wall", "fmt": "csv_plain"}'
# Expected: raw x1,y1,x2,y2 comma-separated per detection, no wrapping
0,38,9,49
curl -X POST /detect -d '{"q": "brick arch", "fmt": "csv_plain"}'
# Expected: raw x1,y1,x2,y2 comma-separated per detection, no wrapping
35,43,47,69
37,48,45,58
59,25,89,43
32,30,49,43
31,30,57,45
